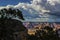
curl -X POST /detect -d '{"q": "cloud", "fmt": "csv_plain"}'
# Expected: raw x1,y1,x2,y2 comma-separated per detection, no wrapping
14,0,51,14
0,0,60,13
47,0,60,5
1,0,59,13
13,0,60,13
0,0,60,22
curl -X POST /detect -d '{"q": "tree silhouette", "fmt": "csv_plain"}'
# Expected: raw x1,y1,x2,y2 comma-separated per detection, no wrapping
0,8,27,40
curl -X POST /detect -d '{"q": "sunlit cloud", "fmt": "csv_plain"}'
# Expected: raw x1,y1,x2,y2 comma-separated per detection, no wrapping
0,0,60,22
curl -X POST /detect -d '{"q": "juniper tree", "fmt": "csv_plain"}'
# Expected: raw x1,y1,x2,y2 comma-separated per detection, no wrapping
0,8,27,40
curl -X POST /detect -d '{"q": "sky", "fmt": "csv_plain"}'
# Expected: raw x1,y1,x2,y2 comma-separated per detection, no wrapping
0,0,60,22
0,0,31,6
